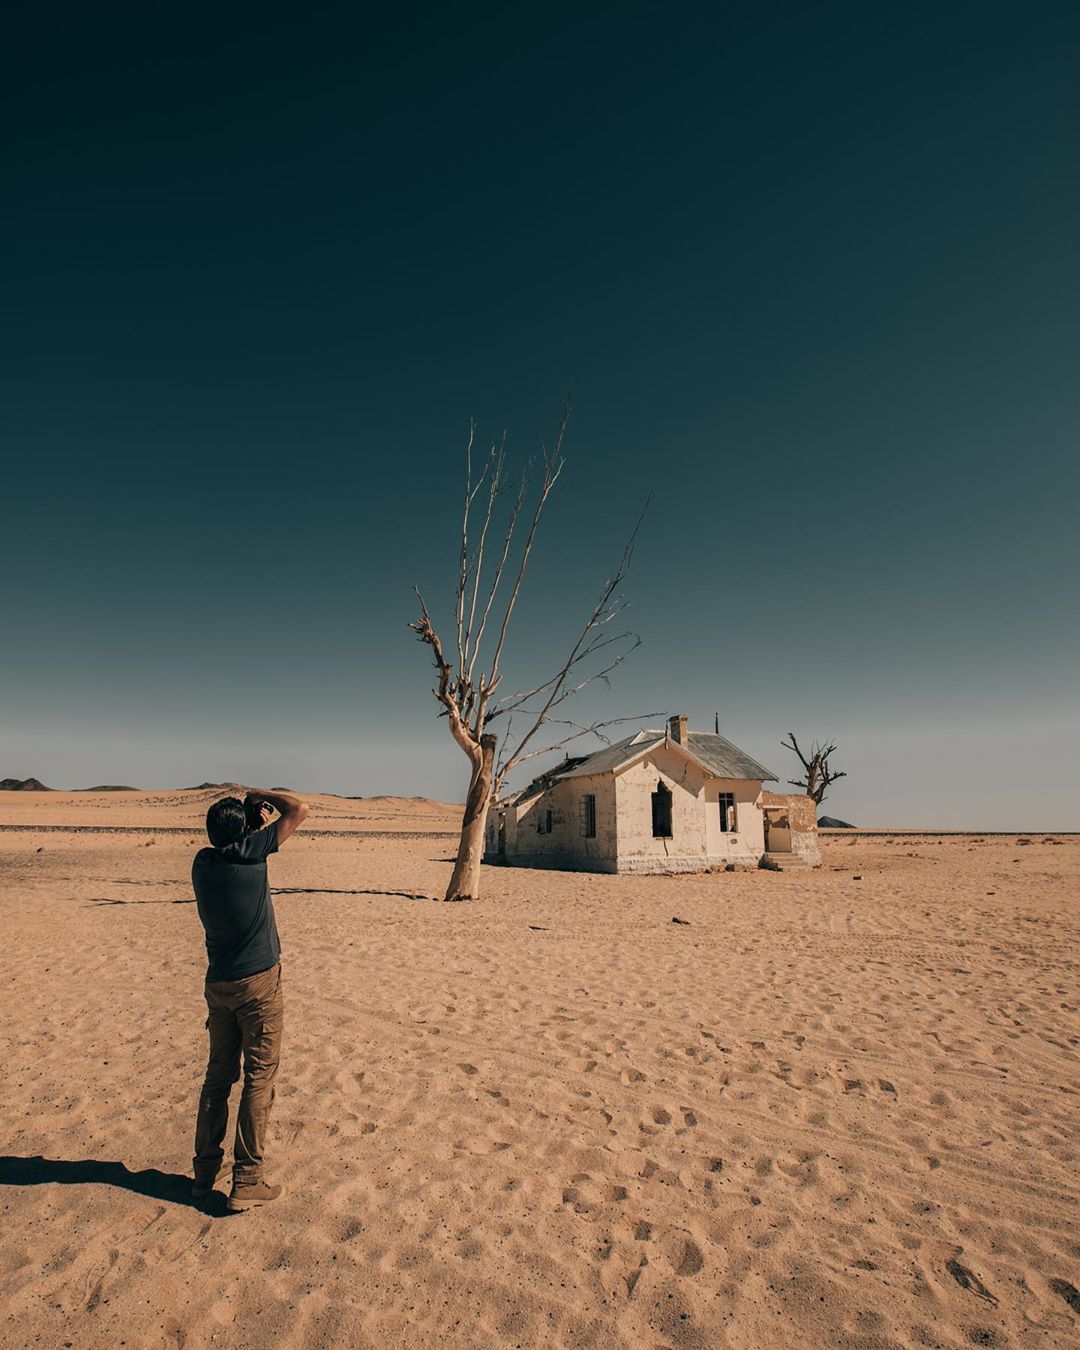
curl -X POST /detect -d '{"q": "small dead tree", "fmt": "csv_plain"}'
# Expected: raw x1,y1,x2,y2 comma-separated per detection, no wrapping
410,406,645,900
781,732,847,806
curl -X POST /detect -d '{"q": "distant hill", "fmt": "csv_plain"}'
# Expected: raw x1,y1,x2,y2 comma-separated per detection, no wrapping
818,815,855,829
0,777,53,791
345,795,449,804
185,782,244,791
81,785,139,792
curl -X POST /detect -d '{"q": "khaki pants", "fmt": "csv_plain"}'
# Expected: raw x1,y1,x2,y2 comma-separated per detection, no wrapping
193,963,284,1184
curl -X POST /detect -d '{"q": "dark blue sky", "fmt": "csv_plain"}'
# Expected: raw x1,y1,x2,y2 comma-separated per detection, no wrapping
3,3,1078,826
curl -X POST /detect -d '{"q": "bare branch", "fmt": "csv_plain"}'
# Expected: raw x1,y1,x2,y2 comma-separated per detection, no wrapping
485,403,571,691
780,732,811,773
494,711,659,785
410,586,479,763
487,625,636,722
461,436,505,676
454,423,479,677
464,462,528,692
496,499,648,776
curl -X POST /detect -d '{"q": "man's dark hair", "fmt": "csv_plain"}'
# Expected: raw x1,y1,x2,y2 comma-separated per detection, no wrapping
206,796,248,849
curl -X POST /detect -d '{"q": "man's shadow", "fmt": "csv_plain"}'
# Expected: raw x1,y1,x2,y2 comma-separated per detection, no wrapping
0,1156,231,1217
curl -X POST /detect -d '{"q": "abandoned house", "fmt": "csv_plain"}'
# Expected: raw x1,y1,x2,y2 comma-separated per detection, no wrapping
486,715,821,874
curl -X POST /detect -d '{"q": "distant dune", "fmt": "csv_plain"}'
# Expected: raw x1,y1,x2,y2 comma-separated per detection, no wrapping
0,786,462,833
818,814,855,828
0,777,459,808
345,794,456,808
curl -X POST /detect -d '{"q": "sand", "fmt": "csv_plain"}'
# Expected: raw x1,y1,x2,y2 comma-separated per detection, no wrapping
1,791,1077,1348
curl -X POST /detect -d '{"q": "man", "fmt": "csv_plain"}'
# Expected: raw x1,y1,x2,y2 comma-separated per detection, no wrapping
191,787,309,1211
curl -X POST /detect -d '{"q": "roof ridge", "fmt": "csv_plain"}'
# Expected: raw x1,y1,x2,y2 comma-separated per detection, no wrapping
509,724,778,787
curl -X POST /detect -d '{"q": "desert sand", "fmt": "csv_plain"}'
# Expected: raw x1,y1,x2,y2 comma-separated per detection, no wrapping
1,789,1077,1349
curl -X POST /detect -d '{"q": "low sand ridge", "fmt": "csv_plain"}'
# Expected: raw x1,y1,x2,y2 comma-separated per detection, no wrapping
1,791,1077,1347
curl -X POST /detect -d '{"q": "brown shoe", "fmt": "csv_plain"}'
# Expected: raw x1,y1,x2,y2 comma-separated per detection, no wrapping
227,1179,283,1213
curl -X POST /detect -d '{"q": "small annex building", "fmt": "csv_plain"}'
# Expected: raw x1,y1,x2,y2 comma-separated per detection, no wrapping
486,715,821,874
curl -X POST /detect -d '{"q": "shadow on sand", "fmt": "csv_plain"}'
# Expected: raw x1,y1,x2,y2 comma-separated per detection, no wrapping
0,1156,230,1216
87,888,430,906
271,886,430,900
88,897,193,906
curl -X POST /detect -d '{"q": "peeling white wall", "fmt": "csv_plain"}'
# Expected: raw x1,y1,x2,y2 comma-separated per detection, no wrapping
502,772,618,872
613,746,764,870
614,746,710,861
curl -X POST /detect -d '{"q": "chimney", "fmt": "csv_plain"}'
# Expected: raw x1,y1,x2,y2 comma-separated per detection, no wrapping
668,714,688,745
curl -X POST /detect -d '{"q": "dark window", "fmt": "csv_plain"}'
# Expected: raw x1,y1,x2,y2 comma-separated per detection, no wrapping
580,793,597,838
546,808,553,834
718,792,736,833
651,782,673,838
537,806,553,834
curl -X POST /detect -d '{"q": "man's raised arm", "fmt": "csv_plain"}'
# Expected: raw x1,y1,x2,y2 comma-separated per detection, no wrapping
245,789,310,846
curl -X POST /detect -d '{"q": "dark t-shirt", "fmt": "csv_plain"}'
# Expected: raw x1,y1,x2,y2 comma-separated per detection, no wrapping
193,823,281,983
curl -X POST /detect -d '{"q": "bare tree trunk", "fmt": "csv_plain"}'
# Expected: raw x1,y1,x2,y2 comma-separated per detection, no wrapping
444,734,495,901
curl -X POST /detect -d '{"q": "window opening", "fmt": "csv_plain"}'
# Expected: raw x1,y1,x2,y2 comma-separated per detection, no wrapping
651,782,673,838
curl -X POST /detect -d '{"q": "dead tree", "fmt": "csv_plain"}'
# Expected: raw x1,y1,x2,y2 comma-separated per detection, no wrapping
781,732,847,806
410,406,645,900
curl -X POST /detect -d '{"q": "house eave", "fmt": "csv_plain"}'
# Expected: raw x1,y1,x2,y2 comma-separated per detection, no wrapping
572,735,773,785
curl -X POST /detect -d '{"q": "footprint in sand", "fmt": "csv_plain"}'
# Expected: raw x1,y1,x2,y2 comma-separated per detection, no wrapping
625,1257,648,1296
672,1235,705,1276
562,1173,628,1216
1050,1279,1080,1314
945,1257,997,1304
830,1071,898,1098
633,1227,705,1279
456,1137,509,1156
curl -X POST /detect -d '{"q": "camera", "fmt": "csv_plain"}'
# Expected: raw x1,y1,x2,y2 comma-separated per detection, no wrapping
244,797,270,833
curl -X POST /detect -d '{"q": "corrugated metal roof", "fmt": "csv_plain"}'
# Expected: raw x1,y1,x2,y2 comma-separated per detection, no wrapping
554,728,777,782
685,732,777,782
554,733,664,779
